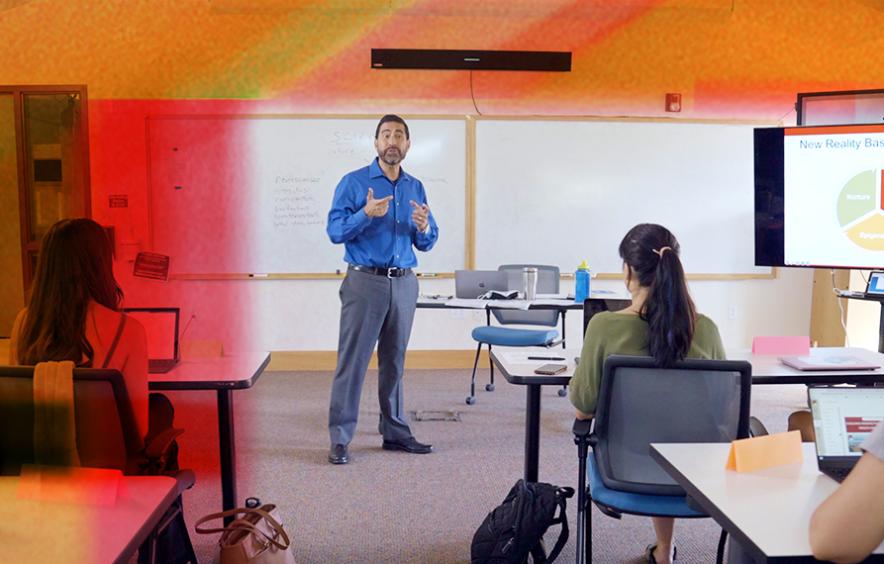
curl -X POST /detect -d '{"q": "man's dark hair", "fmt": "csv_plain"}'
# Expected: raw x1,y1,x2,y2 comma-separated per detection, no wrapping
375,114,409,139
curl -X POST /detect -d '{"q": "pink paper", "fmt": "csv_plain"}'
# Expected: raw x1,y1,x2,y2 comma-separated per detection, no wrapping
752,335,810,355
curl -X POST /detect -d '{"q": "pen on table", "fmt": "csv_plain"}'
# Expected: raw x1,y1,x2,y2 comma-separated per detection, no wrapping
528,356,566,361
417,272,438,277
249,273,269,278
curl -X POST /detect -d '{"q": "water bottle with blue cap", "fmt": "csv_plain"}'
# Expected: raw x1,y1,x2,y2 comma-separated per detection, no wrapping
574,260,590,303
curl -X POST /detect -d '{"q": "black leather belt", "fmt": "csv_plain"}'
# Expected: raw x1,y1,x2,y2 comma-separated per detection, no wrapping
349,265,412,278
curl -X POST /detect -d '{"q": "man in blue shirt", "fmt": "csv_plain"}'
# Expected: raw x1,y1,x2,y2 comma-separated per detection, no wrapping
326,115,439,464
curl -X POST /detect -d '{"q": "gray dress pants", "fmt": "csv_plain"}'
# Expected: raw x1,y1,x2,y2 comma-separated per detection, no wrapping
328,268,418,446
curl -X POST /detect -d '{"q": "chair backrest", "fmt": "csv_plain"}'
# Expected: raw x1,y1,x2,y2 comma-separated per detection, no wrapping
493,264,560,327
0,366,143,475
582,298,632,337
592,355,751,496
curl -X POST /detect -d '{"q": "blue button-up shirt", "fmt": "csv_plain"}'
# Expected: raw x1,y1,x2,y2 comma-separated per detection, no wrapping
327,158,439,268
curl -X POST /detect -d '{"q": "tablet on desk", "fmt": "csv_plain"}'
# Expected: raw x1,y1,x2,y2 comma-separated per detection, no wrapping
534,363,568,375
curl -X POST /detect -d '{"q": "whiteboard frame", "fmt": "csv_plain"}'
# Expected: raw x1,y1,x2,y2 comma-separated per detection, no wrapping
147,113,776,281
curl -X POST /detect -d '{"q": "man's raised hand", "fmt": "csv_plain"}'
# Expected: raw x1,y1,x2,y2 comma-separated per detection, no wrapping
365,188,393,217
410,200,429,232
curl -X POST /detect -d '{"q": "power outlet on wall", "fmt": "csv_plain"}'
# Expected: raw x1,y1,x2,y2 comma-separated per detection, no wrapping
728,306,737,320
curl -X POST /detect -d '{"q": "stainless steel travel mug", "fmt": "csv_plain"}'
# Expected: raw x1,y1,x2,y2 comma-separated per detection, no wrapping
523,267,538,301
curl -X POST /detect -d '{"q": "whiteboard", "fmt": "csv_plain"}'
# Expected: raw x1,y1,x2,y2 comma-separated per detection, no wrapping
474,119,770,276
147,116,467,275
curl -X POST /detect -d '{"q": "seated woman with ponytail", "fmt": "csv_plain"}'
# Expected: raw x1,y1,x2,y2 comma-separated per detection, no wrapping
569,223,726,564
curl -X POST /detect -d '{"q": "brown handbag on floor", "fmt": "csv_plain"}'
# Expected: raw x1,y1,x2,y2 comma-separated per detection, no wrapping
195,504,296,564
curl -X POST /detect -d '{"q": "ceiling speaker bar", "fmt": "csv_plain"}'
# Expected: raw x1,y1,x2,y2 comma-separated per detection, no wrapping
371,49,571,72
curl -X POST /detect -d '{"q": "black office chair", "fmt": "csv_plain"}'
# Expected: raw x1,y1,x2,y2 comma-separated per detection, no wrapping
573,355,752,564
0,366,197,564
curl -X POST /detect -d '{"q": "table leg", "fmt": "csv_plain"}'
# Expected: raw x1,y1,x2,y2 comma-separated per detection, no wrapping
525,384,542,482
878,302,884,354
218,389,237,526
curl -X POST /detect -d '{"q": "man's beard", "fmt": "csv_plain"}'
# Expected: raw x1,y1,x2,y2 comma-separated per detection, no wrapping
379,147,405,166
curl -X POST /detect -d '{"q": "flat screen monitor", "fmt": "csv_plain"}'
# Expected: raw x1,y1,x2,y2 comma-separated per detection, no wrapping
755,123,884,269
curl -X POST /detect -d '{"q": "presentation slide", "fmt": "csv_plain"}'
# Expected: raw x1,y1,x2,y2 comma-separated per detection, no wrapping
784,124,884,268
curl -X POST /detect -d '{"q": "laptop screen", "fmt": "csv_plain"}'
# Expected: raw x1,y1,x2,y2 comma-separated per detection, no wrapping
809,387,884,457
867,271,884,296
122,308,179,361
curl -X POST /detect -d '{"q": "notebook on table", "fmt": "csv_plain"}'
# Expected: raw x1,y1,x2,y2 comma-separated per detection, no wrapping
454,270,508,299
122,307,180,374
809,386,884,482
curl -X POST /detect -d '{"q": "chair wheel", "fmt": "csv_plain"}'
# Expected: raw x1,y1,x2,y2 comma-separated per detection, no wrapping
557,388,567,397
465,396,476,405
485,384,495,392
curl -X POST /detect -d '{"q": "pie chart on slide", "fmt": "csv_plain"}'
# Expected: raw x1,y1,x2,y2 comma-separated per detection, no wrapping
838,169,884,251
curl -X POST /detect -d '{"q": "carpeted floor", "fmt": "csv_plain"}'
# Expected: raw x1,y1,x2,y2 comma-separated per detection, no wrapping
164,367,809,563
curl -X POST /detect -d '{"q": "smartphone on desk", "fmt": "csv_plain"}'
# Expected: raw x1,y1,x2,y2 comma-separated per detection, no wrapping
534,363,568,375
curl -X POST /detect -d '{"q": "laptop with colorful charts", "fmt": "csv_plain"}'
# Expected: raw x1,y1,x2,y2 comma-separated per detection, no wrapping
808,386,884,483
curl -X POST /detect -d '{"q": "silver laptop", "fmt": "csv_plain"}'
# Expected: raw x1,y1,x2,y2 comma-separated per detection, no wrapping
780,354,879,371
809,386,884,482
454,270,508,299
122,307,180,373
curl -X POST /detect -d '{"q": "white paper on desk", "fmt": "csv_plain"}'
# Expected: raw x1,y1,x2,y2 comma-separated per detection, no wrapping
444,298,487,309
444,298,531,310
500,351,568,363
531,299,576,306
536,293,569,300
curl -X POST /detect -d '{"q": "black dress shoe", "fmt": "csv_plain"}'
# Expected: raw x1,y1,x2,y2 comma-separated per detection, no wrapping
328,444,349,464
382,436,433,454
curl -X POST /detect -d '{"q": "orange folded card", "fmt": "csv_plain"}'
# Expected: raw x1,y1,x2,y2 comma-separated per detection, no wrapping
725,430,803,472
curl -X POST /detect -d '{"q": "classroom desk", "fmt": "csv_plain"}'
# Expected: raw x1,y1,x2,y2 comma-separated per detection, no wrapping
0,475,178,563
491,345,884,483
650,443,884,563
148,352,270,523
728,346,884,385
417,291,631,349
489,347,575,482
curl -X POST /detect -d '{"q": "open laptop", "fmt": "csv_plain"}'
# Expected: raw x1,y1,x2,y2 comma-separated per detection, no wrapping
835,270,884,299
809,386,884,482
454,270,508,299
122,307,180,373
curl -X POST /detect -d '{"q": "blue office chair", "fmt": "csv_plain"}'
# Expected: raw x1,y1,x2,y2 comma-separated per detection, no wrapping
466,264,562,405
572,355,752,564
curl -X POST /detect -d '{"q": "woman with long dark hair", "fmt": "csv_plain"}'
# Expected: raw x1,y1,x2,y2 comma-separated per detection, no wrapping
569,223,725,564
8,218,149,437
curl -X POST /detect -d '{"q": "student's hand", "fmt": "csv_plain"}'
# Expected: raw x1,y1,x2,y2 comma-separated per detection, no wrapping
410,200,429,232
364,188,393,218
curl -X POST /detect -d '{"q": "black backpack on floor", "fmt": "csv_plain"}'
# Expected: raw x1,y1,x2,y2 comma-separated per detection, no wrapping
471,479,574,564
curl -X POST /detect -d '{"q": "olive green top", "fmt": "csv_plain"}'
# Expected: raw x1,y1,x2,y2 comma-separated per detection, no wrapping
568,311,726,415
